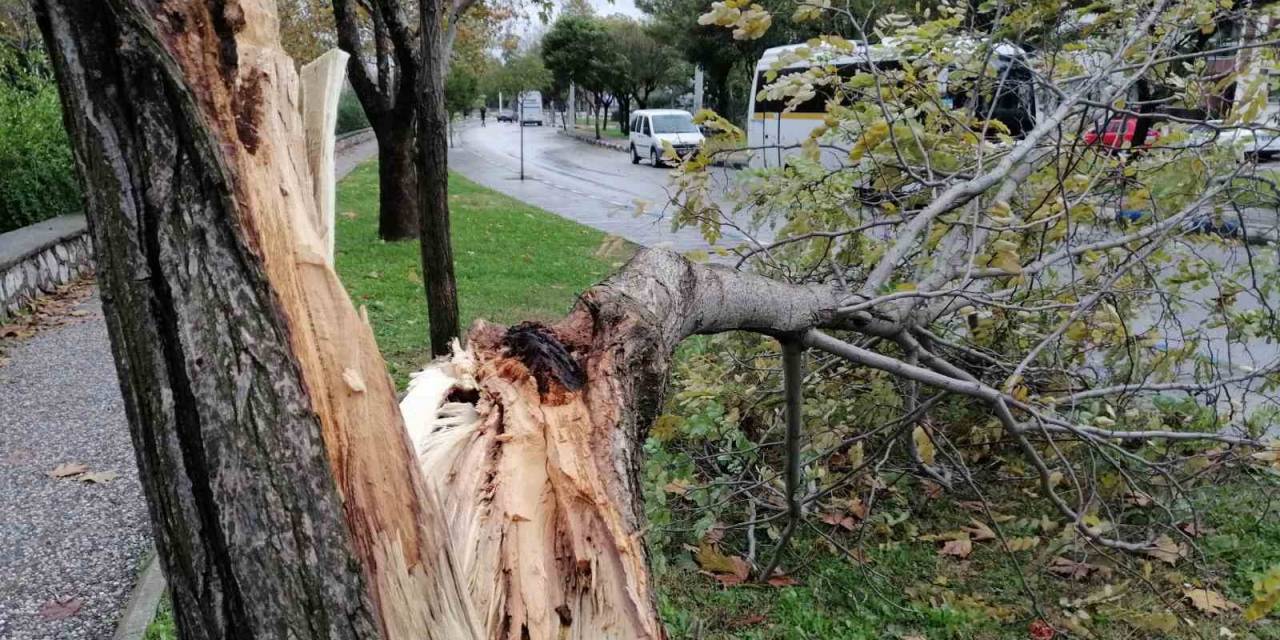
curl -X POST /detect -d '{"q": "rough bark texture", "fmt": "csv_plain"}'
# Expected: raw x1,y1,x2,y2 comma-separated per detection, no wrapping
35,1,458,638
374,125,421,241
332,0,421,242
417,0,462,356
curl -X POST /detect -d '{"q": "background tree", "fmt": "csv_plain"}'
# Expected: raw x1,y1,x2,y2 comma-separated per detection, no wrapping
332,0,423,241
542,14,617,138
596,16,687,134
279,0,336,63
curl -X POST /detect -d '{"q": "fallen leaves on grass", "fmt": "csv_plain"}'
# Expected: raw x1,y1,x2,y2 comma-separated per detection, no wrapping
693,542,750,586
1047,556,1112,581
1145,534,1188,565
939,534,973,558
961,519,996,542
38,597,82,620
1184,588,1239,616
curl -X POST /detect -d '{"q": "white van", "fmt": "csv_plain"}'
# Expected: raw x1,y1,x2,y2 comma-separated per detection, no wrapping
518,91,543,126
628,109,705,167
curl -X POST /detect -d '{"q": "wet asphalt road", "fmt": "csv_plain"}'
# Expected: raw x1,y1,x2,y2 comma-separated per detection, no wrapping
449,120,770,254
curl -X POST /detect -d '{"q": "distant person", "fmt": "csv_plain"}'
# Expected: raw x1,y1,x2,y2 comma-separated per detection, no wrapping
480,105,487,127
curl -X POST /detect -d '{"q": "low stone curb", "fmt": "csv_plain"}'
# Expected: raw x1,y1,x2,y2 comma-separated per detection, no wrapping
0,214,94,321
111,549,165,640
557,128,629,153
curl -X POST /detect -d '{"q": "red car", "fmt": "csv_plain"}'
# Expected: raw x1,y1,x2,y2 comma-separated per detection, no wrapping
1083,117,1160,149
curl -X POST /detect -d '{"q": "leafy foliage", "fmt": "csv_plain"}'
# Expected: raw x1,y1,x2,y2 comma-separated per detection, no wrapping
642,0,1280,635
0,50,79,233
335,87,370,134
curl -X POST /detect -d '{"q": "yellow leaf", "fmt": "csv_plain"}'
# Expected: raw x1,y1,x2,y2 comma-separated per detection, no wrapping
991,250,1022,275
913,426,936,466
1007,536,1040,551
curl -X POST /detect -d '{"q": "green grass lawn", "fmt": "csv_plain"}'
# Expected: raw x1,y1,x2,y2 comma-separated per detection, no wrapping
334,163,632,382
655,467,1280,640
575,121,629,141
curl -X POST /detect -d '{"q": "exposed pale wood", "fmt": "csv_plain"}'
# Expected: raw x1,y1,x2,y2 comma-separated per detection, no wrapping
300,48,350,264
37,0,466,637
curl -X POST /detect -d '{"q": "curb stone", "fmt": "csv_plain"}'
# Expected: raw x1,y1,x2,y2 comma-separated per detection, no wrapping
111,548,164,640
555,128,750,169
556,128,629,153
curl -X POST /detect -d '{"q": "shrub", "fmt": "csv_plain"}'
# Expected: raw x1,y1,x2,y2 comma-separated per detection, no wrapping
335,87,370,135
0,61,79,233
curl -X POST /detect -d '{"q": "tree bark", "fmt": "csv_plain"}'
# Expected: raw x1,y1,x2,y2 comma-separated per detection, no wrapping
35,1,466,637
333,0,422,243
417,0,462,356
374,122,421,241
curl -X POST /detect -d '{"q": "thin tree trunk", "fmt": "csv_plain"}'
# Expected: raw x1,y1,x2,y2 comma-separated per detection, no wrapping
417,2,462,356
375,123,420,241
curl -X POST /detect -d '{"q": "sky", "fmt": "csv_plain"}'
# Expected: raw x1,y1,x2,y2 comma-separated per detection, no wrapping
510,0,645,43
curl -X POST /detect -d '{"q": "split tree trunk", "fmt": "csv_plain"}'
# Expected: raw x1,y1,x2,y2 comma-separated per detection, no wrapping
36,1,850,638
34,1,459,637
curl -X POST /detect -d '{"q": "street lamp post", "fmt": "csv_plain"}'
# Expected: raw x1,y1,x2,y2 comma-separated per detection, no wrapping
519,93,525,181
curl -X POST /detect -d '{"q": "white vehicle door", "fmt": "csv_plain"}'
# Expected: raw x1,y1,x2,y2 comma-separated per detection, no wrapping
639,116,653,150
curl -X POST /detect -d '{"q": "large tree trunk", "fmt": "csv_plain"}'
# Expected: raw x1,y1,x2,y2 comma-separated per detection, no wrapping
417,3,462,356
374,122,421,241
37,1,852,638
34,1,466,637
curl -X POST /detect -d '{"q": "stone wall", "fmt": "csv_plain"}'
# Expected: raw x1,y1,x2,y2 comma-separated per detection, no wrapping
0,215,93,321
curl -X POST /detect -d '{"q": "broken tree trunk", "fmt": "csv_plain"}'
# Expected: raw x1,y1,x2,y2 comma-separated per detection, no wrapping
37,1,851,638
34,1,469,637
300,48,350,265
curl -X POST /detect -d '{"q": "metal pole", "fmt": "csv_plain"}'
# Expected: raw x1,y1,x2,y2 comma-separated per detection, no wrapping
569,83,576,129
693,66,704,112
519,93,525,181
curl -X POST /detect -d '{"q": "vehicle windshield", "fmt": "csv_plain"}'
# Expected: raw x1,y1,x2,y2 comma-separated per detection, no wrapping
651,114,699,134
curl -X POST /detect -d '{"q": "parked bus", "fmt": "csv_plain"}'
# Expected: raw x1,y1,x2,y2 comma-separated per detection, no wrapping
747,41,1038,168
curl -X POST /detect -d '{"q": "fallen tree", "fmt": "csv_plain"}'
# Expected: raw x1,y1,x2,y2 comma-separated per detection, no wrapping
35,0,1279,638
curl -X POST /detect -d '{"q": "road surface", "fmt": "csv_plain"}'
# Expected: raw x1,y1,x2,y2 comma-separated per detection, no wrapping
450,120,768,254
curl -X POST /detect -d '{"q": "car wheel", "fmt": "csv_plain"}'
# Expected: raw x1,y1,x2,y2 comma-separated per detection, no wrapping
631,145,640,165
651,147,663,168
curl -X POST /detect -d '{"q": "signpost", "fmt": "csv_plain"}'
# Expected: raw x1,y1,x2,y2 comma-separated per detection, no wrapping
519,93,525,181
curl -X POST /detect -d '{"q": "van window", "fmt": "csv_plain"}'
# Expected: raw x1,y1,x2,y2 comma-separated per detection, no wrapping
642,117,651,135
651,114,699,134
